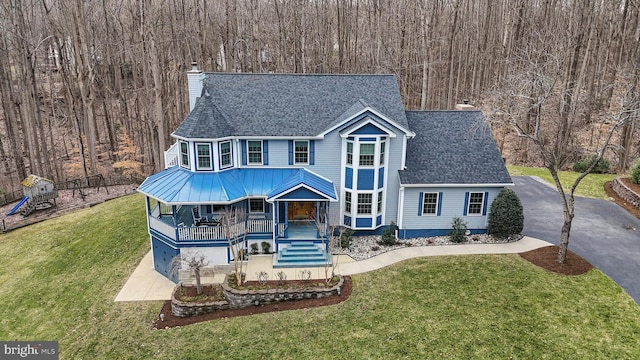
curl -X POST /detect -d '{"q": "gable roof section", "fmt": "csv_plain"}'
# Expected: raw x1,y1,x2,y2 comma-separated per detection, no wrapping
172,73,408,139
137,167,336,204
267,168,338,201
399,111,512,186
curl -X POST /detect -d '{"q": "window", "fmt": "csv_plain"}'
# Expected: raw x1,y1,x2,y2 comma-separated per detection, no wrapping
359,144,375,166
180,141,189,167
422,193,439,215
219,141,232,168
294,140,309,164
377,191,383,213
196,143,211,169
247,140,262,165
467,192,484,215
357,193,372,214
345,191,352,213
379,142,386,165
346,142,353,165
249,199,265,213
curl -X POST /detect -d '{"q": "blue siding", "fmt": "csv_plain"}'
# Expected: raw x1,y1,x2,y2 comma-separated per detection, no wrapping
288,140,293,165
357,169,375,190
309,140,315,165
360,137,377,142
152,237,179,282
351,123,388,135
378,167,384,188
356,217,372,228
376,215,382,226
345,167,353,189
344,215,352,226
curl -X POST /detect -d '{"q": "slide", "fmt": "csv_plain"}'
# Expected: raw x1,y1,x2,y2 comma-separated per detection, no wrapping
6,196,29,216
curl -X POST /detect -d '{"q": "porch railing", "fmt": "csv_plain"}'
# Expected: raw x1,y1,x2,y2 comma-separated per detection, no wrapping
164,142,180,169
149,218,275,241
149,216,177,240
277,223,286,237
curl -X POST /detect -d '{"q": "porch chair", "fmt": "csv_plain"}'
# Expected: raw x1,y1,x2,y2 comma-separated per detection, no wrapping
192,207,207,225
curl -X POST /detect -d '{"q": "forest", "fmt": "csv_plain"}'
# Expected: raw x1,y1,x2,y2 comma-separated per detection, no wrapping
0,0,638,196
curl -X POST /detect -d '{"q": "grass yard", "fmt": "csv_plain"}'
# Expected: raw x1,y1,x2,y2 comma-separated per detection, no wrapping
507,165,617,200
1,194,640,359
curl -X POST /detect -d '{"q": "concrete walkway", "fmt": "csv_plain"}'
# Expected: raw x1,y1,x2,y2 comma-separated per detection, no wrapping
114,236,551,302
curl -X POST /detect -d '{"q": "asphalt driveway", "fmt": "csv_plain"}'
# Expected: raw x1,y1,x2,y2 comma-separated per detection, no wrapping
513,176,640,304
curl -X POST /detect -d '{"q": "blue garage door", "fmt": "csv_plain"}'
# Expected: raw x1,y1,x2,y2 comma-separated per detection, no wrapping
152,237,179,282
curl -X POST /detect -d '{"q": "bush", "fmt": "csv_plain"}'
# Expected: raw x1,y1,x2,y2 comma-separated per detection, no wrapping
340,228,355,249
630,158,640,185
380,222,397,246
448,217,467,243
250,243,259,255
488,188,524,238
261,241,271,254
573,154,610,174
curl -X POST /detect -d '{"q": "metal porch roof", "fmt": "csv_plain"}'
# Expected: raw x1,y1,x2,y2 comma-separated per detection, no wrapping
137,167,337,205
266,169,338,201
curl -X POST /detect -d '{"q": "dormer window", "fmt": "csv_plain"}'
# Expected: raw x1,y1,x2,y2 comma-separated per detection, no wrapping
196,143,212,170
179,141,189,168
247,140,263,165
219,141,232,168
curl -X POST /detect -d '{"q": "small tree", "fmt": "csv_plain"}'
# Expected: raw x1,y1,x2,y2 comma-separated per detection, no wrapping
380,222,398,246
168,252,208,295
488,188,524,239
220,207,247,287
314,205,343,284
630,158,640,184
448,217,468,243
112,129,144,178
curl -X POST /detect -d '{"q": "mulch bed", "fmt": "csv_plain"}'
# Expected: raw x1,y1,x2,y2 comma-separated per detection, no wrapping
520,246,593,275
154,276,352,329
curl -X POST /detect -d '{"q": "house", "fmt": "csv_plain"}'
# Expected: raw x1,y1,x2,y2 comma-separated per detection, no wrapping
137,65,512,281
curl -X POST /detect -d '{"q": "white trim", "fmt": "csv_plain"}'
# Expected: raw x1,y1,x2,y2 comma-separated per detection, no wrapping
401,183,513,188
266,183,338,202
179,140,190,169
400,135,407,170
338,118,397,138
171,134,324,142
293,139,310,165
397,187,405,229
218,140,233,169
421,192,439,216
319,106,415,138
466,191,485,216
247,140,263,166
195,142,213,170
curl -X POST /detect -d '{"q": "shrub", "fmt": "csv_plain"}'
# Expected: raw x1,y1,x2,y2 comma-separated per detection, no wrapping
340,228,355,249
380,222,397,246
630,158,640,185
448,217,467,243
573,154,610,174
487,188,524,238
250,243,259,255
261,241,271,254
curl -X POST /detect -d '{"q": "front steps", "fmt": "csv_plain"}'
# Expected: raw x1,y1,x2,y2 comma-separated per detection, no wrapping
273,241,332,268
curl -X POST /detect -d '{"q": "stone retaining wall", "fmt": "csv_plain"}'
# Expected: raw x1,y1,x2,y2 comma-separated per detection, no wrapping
611,177,640,208
171,276,345,317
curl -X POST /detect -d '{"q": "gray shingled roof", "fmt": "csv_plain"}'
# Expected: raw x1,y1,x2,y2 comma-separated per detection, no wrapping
399,111,512,185
172,73,408,138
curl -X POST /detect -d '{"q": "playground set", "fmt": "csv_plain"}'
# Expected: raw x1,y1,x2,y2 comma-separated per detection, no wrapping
5,174,108,217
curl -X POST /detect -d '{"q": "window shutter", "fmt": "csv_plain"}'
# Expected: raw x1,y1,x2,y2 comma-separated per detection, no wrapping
437,192,443,216
418,192,424,216
288,140,293,165
263,140,269,165
463,192,469,216
482,191,489,216
241,140,247,165
309,140,315,165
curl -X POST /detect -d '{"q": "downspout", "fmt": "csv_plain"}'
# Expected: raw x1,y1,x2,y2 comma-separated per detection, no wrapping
397,186,405,240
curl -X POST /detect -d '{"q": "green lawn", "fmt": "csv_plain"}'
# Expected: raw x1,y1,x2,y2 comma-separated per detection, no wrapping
507,165,617,200
1,194,639,359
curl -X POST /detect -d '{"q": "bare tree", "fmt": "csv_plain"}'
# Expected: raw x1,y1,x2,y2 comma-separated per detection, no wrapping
220,207,247,287
485,42,640,263
168,252,208,295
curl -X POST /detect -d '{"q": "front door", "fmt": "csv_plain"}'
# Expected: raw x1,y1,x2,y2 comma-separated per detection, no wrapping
287,201,316,221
